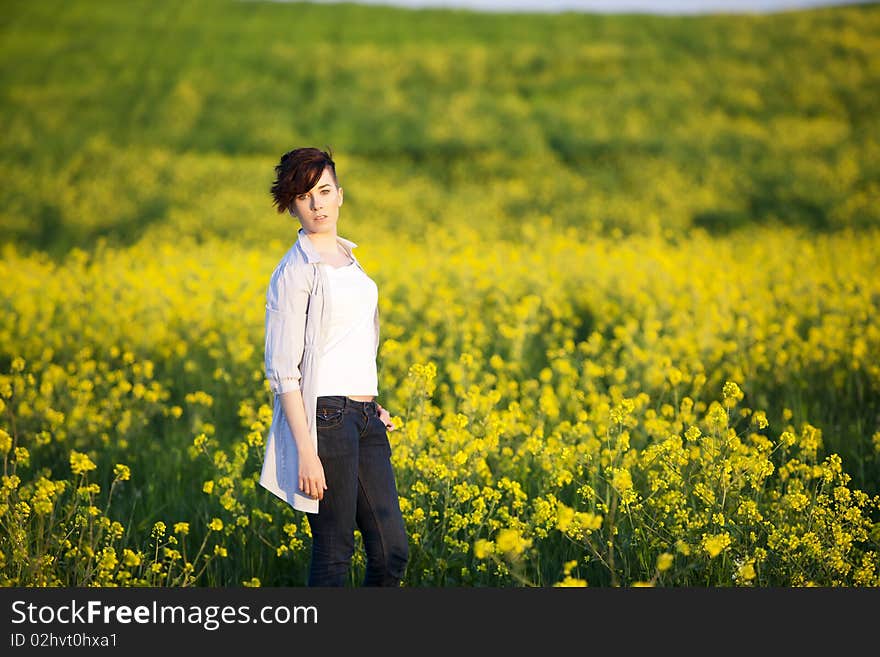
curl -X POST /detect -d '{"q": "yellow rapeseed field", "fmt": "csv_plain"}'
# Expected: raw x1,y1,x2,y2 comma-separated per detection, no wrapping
2,221,878,586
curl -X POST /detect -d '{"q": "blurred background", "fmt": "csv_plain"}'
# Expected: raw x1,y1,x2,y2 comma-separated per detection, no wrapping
3,0,878,253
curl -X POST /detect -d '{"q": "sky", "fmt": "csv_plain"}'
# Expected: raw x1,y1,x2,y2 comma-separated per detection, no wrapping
302,0,875,13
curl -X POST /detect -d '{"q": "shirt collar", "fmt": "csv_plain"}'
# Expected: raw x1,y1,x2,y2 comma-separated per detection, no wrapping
296,227,358,264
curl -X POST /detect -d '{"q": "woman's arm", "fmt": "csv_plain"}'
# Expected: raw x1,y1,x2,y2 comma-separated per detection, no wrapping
264,263,326,499
279,389,326,500
264,264,310,395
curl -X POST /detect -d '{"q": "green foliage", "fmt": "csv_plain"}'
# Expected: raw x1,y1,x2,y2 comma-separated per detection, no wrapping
1,0,879,255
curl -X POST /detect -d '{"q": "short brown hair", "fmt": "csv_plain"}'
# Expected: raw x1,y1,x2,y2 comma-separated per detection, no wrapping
270,147,338,214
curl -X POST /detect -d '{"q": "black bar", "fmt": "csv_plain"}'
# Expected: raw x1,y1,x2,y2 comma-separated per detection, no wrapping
0,586,876,652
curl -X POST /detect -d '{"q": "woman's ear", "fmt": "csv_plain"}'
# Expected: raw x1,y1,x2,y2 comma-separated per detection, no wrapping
338,187,344,206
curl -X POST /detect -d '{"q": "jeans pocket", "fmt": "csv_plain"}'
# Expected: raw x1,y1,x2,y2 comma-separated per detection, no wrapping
369,413,393,456
316,407,344,430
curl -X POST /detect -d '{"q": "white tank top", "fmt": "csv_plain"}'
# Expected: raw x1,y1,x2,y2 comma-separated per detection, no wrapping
314,260,379,397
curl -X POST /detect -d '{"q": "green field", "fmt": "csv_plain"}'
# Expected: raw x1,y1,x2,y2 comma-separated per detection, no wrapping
3,0,879,253
1,0,879,587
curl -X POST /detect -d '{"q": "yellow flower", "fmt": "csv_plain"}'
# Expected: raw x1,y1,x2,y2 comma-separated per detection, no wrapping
99,548,118,571
752,410,768,430
722,381,744,405
554,576,588,587
14,447,30,467
556,503,575,532
610,467,633,494
174,522,190,535
185,391,214,407
162,546,181,560
70,450,97,476
77,483,101,497
113,464,131,481
574,511,603,532
738,562,756,582
707,403,728,432
610,398,635,424
702,532,732,558
122,549,141,567
473,539,494,559
656,553,674,572
0,429,11,454
208,518,224,532
495,528,532,558
3,474,21,491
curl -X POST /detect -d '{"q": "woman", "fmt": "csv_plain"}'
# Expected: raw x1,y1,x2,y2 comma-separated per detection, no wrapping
259,147,409,587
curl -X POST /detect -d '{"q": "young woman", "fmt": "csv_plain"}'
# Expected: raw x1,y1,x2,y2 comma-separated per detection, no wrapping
259,147,409,586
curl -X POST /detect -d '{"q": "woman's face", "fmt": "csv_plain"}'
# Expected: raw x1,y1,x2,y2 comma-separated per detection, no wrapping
290,167,344,235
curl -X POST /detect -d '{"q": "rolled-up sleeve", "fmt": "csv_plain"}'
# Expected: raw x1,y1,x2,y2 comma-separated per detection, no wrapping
264,263,310,395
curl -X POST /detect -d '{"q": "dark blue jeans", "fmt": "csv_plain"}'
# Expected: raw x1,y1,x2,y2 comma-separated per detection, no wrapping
306,395,409,586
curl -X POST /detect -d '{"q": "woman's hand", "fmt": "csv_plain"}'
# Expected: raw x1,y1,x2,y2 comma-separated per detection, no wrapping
298,450,327,500
377,405,396,431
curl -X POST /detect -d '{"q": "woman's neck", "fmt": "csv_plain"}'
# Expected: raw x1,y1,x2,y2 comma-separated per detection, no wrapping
305,230,339,255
